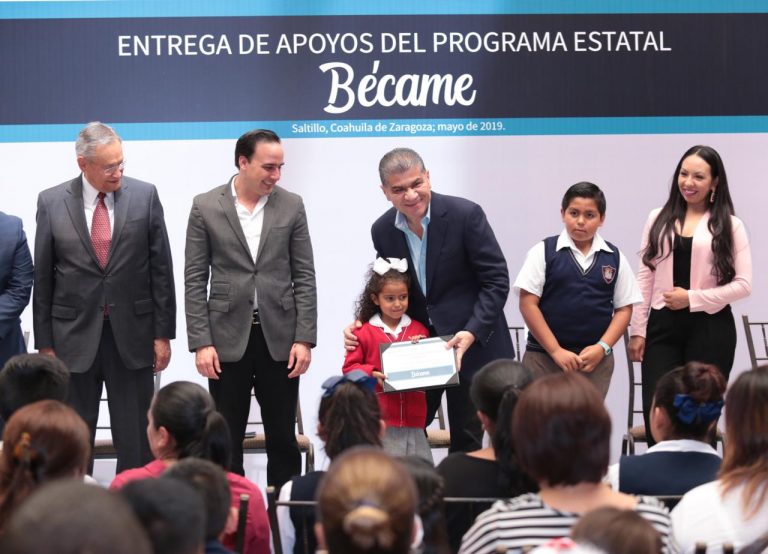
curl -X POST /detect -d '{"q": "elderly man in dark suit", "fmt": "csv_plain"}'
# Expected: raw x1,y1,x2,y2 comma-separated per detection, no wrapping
348,147,514,453
185,129,316,487
33,122,176,472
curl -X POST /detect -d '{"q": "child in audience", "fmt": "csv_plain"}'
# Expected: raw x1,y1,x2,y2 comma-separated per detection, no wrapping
0,400,90,531
607,361,725,495
316,446,418,554
0,480,151,554
343,258,431,460
121,478,206,554
0,353,69,437
278,370,384,554
514,182,641,397
571,506,662,554
165,458,238,554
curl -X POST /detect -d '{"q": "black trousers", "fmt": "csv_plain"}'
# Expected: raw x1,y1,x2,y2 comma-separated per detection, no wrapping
209,322,300,489
426,374,482,453
641,306,735,445
68,321,155,474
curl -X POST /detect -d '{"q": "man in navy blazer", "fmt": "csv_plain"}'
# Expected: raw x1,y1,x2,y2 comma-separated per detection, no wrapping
33,122,176,472
0,212,33,368
369,147,514,452
0,211,34,435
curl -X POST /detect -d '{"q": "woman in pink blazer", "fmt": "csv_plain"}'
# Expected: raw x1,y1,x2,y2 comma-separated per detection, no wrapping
628,145,752,444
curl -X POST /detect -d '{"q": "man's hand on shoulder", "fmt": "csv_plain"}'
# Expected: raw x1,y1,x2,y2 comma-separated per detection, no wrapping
195,345,221,380
343,320,362,351
446,330,476,370
39,347,56,358
153,338,171,372
287,341,312,378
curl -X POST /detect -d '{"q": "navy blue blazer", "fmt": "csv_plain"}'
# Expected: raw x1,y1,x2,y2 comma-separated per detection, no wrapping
371,192,514,374
0,212,33,366
619,450,721,496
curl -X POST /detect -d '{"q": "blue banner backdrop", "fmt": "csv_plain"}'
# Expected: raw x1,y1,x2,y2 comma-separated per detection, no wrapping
2,5,767,139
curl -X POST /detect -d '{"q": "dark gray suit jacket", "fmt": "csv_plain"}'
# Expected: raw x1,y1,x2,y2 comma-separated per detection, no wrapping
184,181,316,362
33,176,176,373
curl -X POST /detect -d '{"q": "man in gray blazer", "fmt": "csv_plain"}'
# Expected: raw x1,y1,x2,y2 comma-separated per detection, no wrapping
33,122,175,472
185,129,316,487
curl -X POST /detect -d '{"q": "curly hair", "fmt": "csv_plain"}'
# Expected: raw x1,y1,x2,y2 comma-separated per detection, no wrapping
354,267,411,323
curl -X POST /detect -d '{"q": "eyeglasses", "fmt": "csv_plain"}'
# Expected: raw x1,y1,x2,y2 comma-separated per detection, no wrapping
102,161,126,176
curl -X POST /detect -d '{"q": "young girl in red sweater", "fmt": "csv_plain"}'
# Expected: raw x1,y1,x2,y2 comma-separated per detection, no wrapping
342,257,432,462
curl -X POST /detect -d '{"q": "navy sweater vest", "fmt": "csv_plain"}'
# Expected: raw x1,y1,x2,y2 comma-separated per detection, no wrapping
528,236,619,352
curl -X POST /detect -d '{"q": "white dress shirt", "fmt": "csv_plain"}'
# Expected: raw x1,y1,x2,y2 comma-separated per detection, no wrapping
513,229,642,308
82,174,115,233
231,176,269,309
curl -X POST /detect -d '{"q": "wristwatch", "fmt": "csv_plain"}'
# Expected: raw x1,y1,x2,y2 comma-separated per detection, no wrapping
597,340,613,355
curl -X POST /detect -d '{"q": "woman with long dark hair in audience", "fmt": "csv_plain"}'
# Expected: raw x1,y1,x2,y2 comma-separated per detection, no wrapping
671,366,768,552
608,361,725,495
277,370,384,554
436,359,536,551
628,145,751,444
460,373,671,554
0,400,90,532
316,447,418,554
109,381,270,554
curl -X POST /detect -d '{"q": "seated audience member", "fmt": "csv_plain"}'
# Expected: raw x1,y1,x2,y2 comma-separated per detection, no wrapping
0,399,90,531
0,480,151,554
529,506,663,554
399,455,451,554
316,446,418,554
110,381,270,554
121,477,206,554
671,366,768,552
0,353,69,433
460,373,672,554
608,362,725,495
165,458,237,554
278,370,384,554
437,359,537,551
570,506,662,554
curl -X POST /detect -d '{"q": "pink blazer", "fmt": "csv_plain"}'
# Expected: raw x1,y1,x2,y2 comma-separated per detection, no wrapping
629,207,752,338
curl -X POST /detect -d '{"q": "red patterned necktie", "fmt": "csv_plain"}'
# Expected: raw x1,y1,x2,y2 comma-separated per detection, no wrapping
91,192,111,269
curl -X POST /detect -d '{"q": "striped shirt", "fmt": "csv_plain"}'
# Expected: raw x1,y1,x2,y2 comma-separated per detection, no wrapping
459,493,672,554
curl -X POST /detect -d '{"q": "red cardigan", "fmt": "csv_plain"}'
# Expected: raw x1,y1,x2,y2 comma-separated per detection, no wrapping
342,319,429,429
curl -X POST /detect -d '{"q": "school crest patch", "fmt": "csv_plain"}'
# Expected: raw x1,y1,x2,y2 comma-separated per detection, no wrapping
602,265,617,284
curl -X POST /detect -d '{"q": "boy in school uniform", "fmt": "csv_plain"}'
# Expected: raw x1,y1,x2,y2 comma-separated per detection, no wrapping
514,182,642,397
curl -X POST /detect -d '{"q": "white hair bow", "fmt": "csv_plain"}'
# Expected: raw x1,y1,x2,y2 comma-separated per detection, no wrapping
373,257,408,275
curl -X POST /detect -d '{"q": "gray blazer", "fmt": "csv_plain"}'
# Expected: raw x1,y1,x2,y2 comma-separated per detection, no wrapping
32,176,176,373
184,181,316,362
